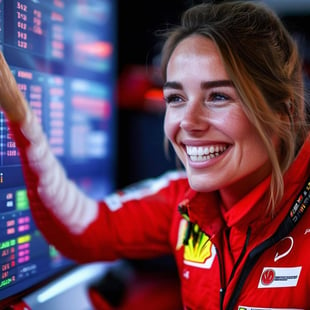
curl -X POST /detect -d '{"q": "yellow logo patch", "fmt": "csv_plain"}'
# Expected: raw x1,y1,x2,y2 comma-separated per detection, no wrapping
177,219,216,269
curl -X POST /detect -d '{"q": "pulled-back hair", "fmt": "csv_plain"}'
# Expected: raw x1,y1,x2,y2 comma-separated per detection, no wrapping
160,1,309,212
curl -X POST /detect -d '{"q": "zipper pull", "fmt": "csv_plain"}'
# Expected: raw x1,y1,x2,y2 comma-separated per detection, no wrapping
220,287,225,310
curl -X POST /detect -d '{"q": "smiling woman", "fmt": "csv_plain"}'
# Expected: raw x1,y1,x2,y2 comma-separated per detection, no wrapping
160,4,308,212
163,36,273,205
0,1,309,309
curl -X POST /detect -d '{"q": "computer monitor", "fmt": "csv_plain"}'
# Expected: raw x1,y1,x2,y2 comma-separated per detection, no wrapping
0,0,117,307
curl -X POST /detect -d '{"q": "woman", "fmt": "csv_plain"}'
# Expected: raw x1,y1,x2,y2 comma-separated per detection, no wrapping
0,1,309,309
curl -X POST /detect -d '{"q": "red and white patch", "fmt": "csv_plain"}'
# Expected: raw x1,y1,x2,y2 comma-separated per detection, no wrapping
258,266,301,288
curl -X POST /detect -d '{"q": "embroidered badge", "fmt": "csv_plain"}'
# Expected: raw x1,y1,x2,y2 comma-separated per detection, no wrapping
177,219,216,269
258,266,301,288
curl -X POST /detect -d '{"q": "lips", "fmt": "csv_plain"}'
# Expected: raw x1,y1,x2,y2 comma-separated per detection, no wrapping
186,144,228,162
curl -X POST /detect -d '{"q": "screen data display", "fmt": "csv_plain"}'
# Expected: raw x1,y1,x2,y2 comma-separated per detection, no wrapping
0,0,117,303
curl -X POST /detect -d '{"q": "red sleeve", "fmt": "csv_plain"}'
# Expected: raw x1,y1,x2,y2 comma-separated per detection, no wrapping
57,172,190,262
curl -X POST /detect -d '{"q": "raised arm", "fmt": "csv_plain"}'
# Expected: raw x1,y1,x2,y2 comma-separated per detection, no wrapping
0,53,175,263
0,52,101,261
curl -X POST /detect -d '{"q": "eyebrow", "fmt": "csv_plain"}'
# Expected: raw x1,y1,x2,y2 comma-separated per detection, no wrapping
163,80,234,90
163,81,183,90
201,80,234,89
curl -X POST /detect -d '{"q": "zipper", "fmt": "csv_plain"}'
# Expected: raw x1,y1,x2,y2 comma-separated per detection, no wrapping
219,287,225,310
225,235,273,309
215,246,226,310
228,227,252,283
218,227,251,309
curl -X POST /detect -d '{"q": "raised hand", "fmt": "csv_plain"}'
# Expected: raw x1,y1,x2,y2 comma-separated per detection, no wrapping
0,52,28,123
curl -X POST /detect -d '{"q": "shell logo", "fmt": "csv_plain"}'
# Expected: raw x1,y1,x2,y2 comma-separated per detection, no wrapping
177,219,216,269
184,229,213,263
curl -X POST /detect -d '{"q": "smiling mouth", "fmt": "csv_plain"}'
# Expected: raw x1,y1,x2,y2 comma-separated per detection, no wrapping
186,145,228,162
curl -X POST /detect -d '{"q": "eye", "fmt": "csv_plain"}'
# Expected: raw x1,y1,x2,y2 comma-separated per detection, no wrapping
205,91,232,108
164,94,184,105
209,92,230,102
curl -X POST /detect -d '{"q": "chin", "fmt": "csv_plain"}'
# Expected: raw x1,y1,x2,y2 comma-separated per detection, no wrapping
188,176,216,193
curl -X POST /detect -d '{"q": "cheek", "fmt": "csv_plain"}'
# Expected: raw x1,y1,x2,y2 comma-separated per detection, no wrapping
164,109,179,143
223,108,253,140
232,113,268,158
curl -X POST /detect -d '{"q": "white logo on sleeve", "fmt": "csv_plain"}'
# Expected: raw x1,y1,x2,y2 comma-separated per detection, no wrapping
274,236,293,262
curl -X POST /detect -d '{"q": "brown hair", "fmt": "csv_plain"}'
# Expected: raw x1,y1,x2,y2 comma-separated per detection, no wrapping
160,1,309,212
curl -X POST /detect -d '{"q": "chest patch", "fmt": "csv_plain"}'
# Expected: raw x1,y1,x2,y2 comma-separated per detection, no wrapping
177,219,216,269
258,266,302,288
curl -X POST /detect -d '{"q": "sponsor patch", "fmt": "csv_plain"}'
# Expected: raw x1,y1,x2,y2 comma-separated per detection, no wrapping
183,242,216,269
258,266,301,288
239,307,303,310
177,219,216,269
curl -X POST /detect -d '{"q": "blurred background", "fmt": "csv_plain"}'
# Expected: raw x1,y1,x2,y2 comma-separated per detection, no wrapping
0,0,309,309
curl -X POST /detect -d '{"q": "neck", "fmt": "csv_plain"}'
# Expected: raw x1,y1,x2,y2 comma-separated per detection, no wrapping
219,169,271,211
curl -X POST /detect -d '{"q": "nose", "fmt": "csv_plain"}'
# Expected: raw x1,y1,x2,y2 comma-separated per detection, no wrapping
180,100,209,131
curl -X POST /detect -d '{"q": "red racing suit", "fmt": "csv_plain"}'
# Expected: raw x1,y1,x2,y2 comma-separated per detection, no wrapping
9,111,310,309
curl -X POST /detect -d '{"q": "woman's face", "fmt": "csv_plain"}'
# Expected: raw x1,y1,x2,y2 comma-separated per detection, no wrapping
163,35,272,205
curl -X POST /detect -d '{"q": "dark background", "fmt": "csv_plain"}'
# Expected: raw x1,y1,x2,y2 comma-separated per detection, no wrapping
117,0,310,72
115,1,189,187
117,1,189,72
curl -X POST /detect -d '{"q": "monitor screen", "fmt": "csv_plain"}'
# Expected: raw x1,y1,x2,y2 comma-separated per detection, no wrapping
0,0,117,306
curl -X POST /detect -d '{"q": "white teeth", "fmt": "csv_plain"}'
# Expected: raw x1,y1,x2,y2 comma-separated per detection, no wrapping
186,145,227,162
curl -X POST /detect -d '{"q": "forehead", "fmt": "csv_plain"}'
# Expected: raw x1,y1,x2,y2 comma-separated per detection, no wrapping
166,35,229,81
